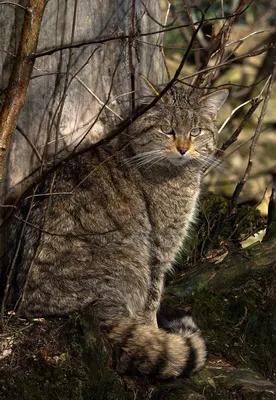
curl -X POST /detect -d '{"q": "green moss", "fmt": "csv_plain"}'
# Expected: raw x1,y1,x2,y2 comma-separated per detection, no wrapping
172,286,276,380
263,220,276,242
174,193,266,269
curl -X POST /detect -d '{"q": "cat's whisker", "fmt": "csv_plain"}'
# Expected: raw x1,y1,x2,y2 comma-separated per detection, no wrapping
205,159,229,173
126,150,164,167
136,154,164,168
193,159,207,169
131,150,163,159
133,154,163,165
191,153,217,170
125,150,163,165
198,154,216,163
142,155,166,171
196,152,228,173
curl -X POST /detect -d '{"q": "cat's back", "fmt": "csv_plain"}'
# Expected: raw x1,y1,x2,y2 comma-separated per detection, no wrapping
20,147,144,233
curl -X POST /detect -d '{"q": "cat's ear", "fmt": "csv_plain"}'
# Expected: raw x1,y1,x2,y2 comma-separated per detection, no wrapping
199,89,229,120
139,75,169,104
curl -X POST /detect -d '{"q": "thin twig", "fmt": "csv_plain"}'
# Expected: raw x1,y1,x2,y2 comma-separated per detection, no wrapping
16,125,42,163
53,0,78,164
208,0,250,85
183,0,209,49
0,1,27,11
204,73,271,175
74,75,123,120
211,29,269,60
216,98,263,159
229,64,276,211
204,135,254,176
141,0,176,28
30,57,124,121
72,42,128,153
30,8,250,60
0,186,38,331
219,99,253,134
14,215,117,238
181,44,275,82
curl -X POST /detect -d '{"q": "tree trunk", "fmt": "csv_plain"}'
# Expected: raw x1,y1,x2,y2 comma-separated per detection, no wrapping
0,0,165,201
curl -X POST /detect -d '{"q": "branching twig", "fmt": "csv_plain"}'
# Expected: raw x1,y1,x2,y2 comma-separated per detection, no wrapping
181,43,275,82
216,97,263,155
69,7,207,157
211,29,269,60
0,5,207,199
208,0,251,85
229,64,276,211
30,8,250,60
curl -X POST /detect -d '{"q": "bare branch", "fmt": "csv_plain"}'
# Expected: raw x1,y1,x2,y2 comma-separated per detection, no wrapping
215,99,263,159
229,64,276,211
0,0,48,180
30,8,250,60
219,98,260,134
0,1,27,11
211,29,270,60
16,126,42,163
181,43,275,82
73,7,207,153
141,0,175,28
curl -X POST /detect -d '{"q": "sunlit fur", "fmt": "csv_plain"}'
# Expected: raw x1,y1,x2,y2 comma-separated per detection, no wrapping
128,86,227,171
6,85,228,379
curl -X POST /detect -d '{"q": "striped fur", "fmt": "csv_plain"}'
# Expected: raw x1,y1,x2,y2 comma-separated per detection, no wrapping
4,85,227,379
107,316,207,378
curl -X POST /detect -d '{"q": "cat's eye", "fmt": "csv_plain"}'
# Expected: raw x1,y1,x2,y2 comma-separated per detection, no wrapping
161,126,175,135
190,128,201,137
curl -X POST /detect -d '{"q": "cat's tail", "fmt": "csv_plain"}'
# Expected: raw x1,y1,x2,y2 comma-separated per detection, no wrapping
105,316,207,379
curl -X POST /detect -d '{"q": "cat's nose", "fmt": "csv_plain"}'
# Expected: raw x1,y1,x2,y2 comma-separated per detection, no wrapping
177,147,187,155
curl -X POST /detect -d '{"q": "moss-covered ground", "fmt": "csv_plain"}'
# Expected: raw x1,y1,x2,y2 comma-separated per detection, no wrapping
1,194,275,399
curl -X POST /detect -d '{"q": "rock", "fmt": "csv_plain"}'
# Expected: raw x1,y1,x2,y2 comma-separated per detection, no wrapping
189,366,276,400
166,240,276,383
210,367,276,394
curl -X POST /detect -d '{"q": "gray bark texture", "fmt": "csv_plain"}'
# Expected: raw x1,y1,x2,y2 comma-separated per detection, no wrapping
0,0,165,201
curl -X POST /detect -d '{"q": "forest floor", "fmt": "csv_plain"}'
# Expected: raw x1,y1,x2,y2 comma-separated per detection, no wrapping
1,194,276,399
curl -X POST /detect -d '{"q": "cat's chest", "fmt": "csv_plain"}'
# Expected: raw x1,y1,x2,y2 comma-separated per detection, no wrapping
143,174,201,263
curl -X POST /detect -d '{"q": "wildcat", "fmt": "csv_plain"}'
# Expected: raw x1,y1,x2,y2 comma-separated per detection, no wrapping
5,82,228,379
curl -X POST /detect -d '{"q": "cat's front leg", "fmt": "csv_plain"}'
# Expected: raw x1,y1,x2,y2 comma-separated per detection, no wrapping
143,262,168,325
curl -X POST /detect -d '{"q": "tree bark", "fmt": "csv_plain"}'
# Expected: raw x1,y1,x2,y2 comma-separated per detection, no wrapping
0,0,165,202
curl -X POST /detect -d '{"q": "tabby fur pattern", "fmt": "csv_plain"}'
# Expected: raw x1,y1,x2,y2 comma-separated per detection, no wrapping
5,83,228,379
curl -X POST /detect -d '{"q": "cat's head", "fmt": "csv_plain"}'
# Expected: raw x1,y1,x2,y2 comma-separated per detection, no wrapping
128,79,228,170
